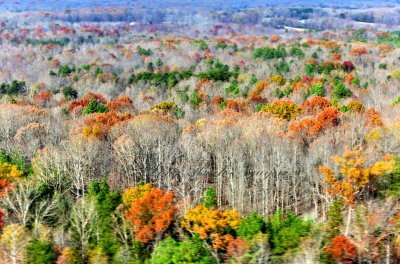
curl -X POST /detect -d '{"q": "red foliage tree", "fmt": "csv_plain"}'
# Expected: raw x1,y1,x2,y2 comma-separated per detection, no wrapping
288,107,340,142
69,92,107,112
325,235,357,264
342,61,355,73
0,210,4,230
34,90,52,107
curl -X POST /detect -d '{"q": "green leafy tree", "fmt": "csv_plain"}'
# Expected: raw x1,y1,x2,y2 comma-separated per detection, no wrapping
172,106,185,119
290,46,305,57
225,82,240,96
94,67,103,77
305,64,317,76
309,83,325,96
137,46,153,56
378,157,400,197
189,89,202,109
59,65,76,77
156,58,164,69
151,236,216,264
237,212,266,240
199,61,233,82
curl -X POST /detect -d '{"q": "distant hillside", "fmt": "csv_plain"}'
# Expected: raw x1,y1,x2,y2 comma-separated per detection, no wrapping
1,0,399,12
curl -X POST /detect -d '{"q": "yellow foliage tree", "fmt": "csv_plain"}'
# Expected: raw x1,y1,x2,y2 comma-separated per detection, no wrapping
320,146,395,235
0,224,30,263
320,146,394,206
122,183,152,207
0,162,24,197
181,205,241,250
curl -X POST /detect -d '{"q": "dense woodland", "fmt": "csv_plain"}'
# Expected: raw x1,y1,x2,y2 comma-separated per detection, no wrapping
0,4,399,263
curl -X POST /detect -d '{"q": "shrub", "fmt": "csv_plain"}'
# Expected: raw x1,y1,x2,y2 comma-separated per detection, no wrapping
391,69,400,81
301,96,331,115
272,75,285,85
33,90,52,106
347,101,365,112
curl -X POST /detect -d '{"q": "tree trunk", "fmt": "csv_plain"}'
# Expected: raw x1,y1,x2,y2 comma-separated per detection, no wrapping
345,207,352,236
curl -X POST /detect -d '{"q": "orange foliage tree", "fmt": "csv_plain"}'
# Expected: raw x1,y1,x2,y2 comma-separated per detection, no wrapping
248,80,267,103
364,108,383,127
105,96,134,112
82,110,132,139
226,238,250,260
124,185,177,243
301,96,331,115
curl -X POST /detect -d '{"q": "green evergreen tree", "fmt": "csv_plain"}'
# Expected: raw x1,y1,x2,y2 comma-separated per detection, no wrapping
326,199,344,238
266,210,311,257
332,80,352,99
26,239,57,264
202,187,217,209
88,180,122,256
82,100,109,115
